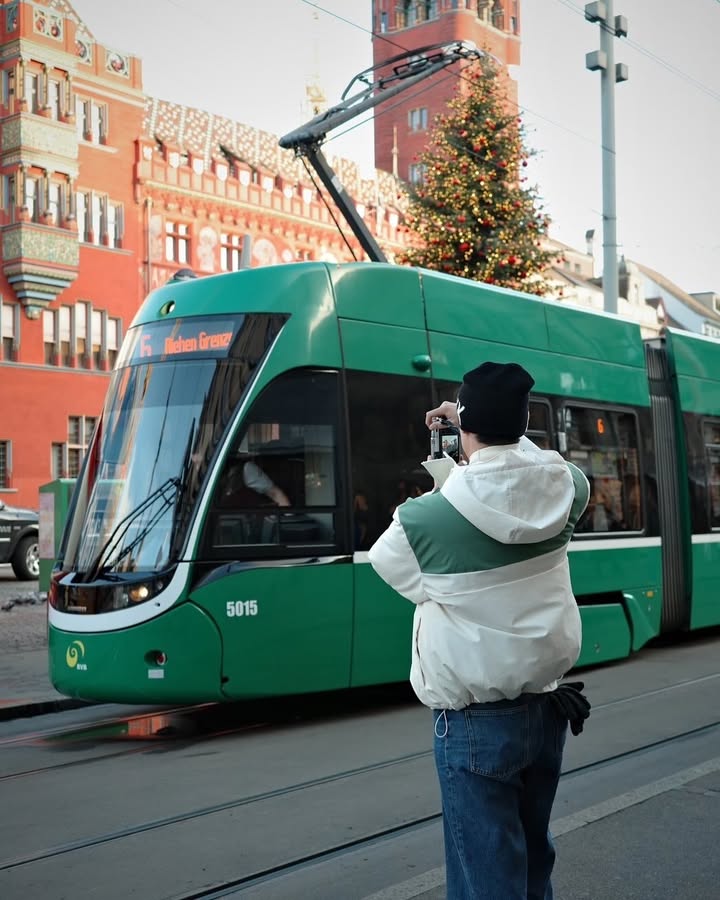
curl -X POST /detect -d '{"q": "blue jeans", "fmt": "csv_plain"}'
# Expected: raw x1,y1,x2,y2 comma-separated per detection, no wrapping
433,694,567,900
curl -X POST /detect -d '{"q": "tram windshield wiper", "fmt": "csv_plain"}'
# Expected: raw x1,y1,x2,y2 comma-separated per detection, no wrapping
81,477,180,582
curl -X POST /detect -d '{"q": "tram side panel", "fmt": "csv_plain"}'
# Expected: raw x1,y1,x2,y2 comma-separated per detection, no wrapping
423,273,662,666
663,329,720,630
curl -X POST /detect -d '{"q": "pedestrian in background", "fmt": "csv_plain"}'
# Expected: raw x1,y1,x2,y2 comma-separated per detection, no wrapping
368,361,590,900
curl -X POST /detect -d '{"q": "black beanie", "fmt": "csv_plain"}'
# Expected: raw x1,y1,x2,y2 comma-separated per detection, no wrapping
457,362,535,439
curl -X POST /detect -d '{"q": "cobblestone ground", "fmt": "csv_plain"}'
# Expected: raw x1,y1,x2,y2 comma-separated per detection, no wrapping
0,601,47,653
0,568,47,653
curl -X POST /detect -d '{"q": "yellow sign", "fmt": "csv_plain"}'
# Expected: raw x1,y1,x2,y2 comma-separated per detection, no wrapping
66,640,86,669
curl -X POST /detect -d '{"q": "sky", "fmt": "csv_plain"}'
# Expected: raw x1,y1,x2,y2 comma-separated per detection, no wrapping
69,0,720,295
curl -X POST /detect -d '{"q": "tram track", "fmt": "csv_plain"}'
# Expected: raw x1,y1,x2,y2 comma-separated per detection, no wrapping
3,669,719,784
164,718,720,899
2,715,719,878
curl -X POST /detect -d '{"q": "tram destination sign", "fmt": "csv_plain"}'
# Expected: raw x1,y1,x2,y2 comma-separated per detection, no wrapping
119,316,244,366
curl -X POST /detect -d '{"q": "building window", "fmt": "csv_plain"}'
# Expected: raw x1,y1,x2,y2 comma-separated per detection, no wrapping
51,442,65,479
47,179,64,223
1,300,16,359
408,163,426,185
94,104,108,142
90,194,102,244
75,301,88,359
43,308,56,364
91,309,103,367
107,316,120,368
76,97,106,141
3,173,15,221
0,440,10,488
1,68,14,106
47,79,62,119
59,306,71,366
76,192,122,246
408,107,428,132
24,71,40,112
416,1,437,23
165,221,190,263
76,191,90,241
76,97,90,139
491,1,505,28
24,175,39,221
220,232,244,272
105,201,123,248
67,415,96,477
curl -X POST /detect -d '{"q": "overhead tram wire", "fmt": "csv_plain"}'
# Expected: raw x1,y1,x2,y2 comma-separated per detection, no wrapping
303,0,720,166
153,0,605,242
156,0,608,172
300,0,618,156
551,0,720,104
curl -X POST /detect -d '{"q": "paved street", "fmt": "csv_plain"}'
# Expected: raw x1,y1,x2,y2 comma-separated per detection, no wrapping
0,563,40,596
0,565,46,654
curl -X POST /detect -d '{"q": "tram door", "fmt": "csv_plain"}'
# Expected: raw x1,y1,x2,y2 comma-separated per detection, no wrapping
344,368,434,687
192,369,355,698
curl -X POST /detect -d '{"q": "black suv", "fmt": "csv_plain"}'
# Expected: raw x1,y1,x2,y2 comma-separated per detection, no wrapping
0,500,39,580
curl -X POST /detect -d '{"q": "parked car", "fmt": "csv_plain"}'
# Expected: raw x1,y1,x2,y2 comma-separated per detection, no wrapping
0,500,39,580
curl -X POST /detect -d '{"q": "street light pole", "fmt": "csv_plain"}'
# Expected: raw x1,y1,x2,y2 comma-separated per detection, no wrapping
585,1,628,315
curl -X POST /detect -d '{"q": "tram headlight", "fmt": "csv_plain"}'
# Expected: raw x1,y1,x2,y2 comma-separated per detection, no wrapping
128,584,151,603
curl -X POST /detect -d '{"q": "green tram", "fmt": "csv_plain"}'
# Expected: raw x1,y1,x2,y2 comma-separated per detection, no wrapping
48,263,720,702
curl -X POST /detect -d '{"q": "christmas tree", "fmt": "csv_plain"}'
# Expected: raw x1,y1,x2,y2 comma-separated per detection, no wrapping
401,56,556,295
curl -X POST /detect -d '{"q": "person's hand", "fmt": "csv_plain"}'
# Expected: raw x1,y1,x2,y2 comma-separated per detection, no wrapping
425,401,459,429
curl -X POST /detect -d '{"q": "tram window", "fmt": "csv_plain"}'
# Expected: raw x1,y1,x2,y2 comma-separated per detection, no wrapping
527,400,552,449
204,370,343,558
563,406,642,534
703,421,720,528
348,371,433,550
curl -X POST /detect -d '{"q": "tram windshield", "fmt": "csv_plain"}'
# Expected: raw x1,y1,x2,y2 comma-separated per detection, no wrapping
61,313,287,581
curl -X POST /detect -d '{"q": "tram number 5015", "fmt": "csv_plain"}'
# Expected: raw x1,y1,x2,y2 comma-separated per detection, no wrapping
226,600,258,617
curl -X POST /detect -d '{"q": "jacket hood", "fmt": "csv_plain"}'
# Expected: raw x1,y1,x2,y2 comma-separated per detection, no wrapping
440,437,575,545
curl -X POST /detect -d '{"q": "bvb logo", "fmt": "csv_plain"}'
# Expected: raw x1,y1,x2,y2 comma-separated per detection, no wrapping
66,640,86,669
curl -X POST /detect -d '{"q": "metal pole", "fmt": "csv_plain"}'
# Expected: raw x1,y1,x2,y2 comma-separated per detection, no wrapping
586,2,627,315
599,0,618,315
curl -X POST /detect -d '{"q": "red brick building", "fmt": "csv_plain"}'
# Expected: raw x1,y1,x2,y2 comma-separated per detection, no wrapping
0,0,408,508
371,0,521,182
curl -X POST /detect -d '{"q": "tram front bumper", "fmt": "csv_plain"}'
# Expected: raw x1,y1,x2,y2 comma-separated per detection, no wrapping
48,602,224,704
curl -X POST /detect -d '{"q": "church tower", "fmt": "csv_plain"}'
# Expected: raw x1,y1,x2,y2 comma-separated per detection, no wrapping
371,1,521,183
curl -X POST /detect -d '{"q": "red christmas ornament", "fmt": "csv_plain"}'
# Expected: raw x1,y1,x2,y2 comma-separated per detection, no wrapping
459,242,471,252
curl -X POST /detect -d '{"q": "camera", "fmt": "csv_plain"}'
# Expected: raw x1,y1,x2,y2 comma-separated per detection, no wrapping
430,417,461,464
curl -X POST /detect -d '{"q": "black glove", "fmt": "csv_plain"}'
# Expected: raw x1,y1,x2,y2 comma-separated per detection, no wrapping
549,681,591,736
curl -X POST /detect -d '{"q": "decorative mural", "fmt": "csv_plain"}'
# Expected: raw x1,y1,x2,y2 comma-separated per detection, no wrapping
5,2,18,32
33,6,63,40
105,49,130,78
76,36,92,65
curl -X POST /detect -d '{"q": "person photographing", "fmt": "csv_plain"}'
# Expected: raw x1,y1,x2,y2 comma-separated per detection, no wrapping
368,361,590,900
